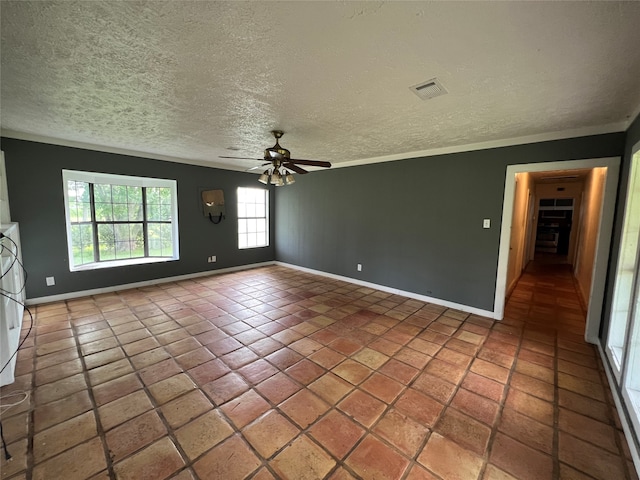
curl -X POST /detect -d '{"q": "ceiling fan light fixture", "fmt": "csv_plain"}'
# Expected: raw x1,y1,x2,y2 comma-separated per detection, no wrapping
284,173,295,185
258,170,270,184
270,170,284,186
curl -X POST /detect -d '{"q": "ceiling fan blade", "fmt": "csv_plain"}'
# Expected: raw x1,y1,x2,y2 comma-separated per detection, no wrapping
289,158,332,168
247,163,271,171
219,155,264,161
283,163,308,174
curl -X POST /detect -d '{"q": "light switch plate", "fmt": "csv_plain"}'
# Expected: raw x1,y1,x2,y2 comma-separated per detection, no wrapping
46,276,55,286
483,219,491,229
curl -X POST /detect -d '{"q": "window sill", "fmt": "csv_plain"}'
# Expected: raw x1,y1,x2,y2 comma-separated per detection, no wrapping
70,256,178,272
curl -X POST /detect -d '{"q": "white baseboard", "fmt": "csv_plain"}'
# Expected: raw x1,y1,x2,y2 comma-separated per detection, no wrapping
25,262,276,305
597,344,640,477
275,262,496,319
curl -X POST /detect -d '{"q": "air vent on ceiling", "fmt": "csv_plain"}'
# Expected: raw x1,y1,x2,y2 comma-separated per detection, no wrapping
410,78,448,100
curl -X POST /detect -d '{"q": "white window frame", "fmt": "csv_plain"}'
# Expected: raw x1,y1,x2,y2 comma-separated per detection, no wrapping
62,170,179,271
237,187,269,249
607,144,640,382
607,141,640,440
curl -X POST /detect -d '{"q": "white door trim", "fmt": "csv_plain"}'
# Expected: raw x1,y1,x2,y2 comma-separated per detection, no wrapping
494,157,620,344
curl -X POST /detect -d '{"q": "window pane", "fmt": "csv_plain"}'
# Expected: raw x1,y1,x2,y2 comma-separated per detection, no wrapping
94,184,112,203
128,202,143,221
158,187,171,204
115,225,132,258
97,224,115,260
146,187,160,204
127,186,142,204
113,203,128,222
238,233,247,249
71,224,94,266
95,203,113,221
159,204,171,221
246,203,256,218
112,185,128,203
238,219,247,234
148,223,161,256
238,203,247,217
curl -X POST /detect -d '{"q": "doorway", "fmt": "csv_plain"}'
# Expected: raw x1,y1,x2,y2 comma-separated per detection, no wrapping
494,157,620,343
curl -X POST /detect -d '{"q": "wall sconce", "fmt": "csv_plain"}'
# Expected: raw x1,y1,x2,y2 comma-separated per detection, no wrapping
201,189,225,224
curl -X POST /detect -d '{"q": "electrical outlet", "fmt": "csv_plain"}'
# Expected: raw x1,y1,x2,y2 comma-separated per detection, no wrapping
357,264,362,272
483,219,491,229
46,276,55,286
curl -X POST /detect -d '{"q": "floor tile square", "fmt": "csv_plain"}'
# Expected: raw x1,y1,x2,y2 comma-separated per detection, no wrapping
266,347,303,369
161,389,213,428
435,407,491,455
373,409,429,457
148,373,197,405
105,410,167,462
450,388,499,426
360,373,404,403
309,347,346,369
113,437,184,480
220,389,270,428
98,390,154,431
280,389,330,428
193,434,262,479
346,434,409,480
202,372,249,405
490,432,554,480
309,410,365,459
242,410,299,458
332,359,373,385
188,359,230,385
33,411,97,463
395,388,443,427
309,372,354,404
286,359,325,385
255,372,301,404
337,389,386,428
31,437,106,480
175,409,234,460
271,435,336,480
417,432,483,480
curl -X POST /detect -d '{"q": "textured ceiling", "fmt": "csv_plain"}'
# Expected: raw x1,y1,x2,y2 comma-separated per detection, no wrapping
2,1,640,172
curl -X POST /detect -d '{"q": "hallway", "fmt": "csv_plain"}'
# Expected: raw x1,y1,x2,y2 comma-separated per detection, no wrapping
0,264,637,479
505,258,637,479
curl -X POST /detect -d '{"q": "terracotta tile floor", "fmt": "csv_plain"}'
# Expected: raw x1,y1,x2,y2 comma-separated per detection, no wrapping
1,263,638,479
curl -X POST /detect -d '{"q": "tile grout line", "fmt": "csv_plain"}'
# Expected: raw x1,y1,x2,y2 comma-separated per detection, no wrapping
69,299,118,480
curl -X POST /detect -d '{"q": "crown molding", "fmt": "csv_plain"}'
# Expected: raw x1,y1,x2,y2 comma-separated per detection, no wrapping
1,121,628,173
0,129,248,172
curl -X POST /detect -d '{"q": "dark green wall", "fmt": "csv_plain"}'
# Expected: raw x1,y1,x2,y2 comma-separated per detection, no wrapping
275,133,626,311
1,138,275,299
601,114,640,343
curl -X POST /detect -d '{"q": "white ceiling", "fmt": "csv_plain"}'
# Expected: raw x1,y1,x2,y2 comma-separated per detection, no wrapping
2,1,640,172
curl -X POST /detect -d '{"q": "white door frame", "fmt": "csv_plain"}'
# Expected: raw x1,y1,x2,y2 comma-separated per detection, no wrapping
494,157,620,344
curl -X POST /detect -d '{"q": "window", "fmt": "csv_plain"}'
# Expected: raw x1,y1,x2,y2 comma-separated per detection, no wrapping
237,187,268,249
607,146,640,381
63,170,179,271
607,142,640,437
